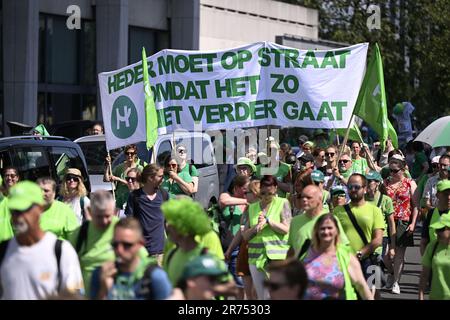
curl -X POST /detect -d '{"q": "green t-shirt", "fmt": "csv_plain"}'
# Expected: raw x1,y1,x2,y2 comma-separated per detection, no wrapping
351,158,368,174
164,245,203,286
411,151,428,180
322,190,330,213
69,216,119,294
222,204,243,236
161,171,193,199
40,200,79,240
422,240,450,300
179,163,199,177
112,160,146,209
196,231,225,260
0,198,13,242
334,203,385,253
365,192,394,238
287,210,349,256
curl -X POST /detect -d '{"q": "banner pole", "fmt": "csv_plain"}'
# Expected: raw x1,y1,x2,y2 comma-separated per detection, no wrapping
337,114,354,163
107,151,116,202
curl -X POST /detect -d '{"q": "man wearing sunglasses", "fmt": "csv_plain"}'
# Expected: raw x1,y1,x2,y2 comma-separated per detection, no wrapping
91,217,172,300
334,173,385,292
175,145,199,194
0,181,83,299
423,155,450,210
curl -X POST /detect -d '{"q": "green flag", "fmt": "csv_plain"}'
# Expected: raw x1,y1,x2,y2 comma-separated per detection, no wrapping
142,47,158,150
335,120,363,143
353,43,398,150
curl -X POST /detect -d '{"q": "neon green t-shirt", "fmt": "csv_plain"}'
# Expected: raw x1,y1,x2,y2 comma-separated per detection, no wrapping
288,210,349,257
40,200,79,240
422,240,450,300
161,171,193,199
334,203,385,253
69,216,119,294
164,244,203,286
351,158,368,174
222,205,243,236
365,192,394,238
0,198,13,242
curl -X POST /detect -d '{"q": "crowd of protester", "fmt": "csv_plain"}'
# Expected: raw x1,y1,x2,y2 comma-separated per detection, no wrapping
0,128,449,301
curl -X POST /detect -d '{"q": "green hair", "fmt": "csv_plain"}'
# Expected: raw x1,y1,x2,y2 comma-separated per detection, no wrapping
162,198,211,236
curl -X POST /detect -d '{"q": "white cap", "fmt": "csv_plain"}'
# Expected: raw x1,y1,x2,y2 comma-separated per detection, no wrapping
390,154,405,162
432,156,441,164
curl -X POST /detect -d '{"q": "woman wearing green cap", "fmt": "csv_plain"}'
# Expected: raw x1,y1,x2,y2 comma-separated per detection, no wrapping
419,213,450,300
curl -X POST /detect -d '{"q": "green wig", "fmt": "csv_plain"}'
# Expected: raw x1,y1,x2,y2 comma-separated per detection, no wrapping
162,198,212,236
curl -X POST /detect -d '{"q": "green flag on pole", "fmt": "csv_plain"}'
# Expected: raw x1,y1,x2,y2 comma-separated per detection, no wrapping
353,43,398,151
335,120,363,143
142,47,158,150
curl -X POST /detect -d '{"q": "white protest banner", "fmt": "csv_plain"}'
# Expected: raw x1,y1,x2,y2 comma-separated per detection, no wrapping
99,42,368,149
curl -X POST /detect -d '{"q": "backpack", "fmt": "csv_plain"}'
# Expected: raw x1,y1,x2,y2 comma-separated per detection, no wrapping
207,203,235,252
0,238,63,293
75,220,90,256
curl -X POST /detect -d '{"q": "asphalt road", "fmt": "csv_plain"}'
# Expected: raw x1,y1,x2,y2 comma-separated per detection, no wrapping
380,226,426,300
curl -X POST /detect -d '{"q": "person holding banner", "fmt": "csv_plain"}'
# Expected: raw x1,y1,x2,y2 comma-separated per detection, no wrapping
104,144,146,210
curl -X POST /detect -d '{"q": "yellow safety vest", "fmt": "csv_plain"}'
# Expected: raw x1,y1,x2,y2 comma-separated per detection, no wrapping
248,197,289,270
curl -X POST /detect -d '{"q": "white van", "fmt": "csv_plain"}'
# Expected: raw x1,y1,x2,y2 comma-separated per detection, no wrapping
75,132,220,209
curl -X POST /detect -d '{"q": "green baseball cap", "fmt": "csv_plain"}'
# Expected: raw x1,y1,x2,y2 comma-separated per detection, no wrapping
235,157,256,174
180,254,229,281
437,180,450,192
430,213,450,230
311,170,325,182
331,185,346,196
8,181,45,211
366,170,382,182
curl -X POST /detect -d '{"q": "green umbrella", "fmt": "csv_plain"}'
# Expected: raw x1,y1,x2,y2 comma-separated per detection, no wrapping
414,116,450,147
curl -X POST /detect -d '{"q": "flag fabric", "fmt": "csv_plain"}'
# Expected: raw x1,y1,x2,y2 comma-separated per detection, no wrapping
335,120,363,143
353,43,398,150
142,47,158,150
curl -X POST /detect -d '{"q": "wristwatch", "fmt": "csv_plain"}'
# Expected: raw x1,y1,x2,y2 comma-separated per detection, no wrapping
356,251,363,260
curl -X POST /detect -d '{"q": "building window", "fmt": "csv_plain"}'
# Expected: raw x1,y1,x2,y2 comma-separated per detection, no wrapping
38,14,96,126
128,26,170,64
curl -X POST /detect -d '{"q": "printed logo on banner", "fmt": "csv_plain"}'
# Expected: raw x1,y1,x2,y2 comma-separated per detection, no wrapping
111,95,138,139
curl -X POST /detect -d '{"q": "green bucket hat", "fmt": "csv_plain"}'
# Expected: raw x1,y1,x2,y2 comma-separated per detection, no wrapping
437,180,450,193
366,170,383,182
430,213,450,230
8,181,45,211
331,185,346,196
235,157,256,174
180,254,228,281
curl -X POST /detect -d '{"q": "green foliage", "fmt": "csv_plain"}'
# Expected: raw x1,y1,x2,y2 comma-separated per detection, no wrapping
278,0,450,129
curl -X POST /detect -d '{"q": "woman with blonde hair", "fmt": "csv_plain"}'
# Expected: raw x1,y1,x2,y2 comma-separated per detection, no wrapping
60,168,90,225
302,213,373,300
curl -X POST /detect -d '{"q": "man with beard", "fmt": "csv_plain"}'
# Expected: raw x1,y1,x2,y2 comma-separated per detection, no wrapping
0,181,84,299
333,174,384,288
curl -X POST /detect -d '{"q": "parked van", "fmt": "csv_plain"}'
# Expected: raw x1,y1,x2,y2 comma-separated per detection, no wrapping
75,132,220,209
0,136,90,191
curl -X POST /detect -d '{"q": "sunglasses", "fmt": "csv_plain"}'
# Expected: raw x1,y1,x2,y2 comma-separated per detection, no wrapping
10,204,36,216
347,184,363,191
260,191,276,196
263,280,289,291
168,163,177,168
332,193,346,198
4,174,18,178
339,159,350,164
125,152,136,156
126,176,137,182
325,152,335,157
111,241,136,250
438,163,449,168
177,149,186,154
237,165,250,171
65,175,79,182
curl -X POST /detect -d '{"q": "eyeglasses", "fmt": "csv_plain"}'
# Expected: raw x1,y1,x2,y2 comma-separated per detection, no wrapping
325,152,335,157
10,204,36,216
111,241,136,250
339,160,350,164
347,184,363,191
125,176,137,182
260,191,276,196
177,149,186,154
263,280,289,291
4,174,17,178
125,152,136,156
65,175,79,182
